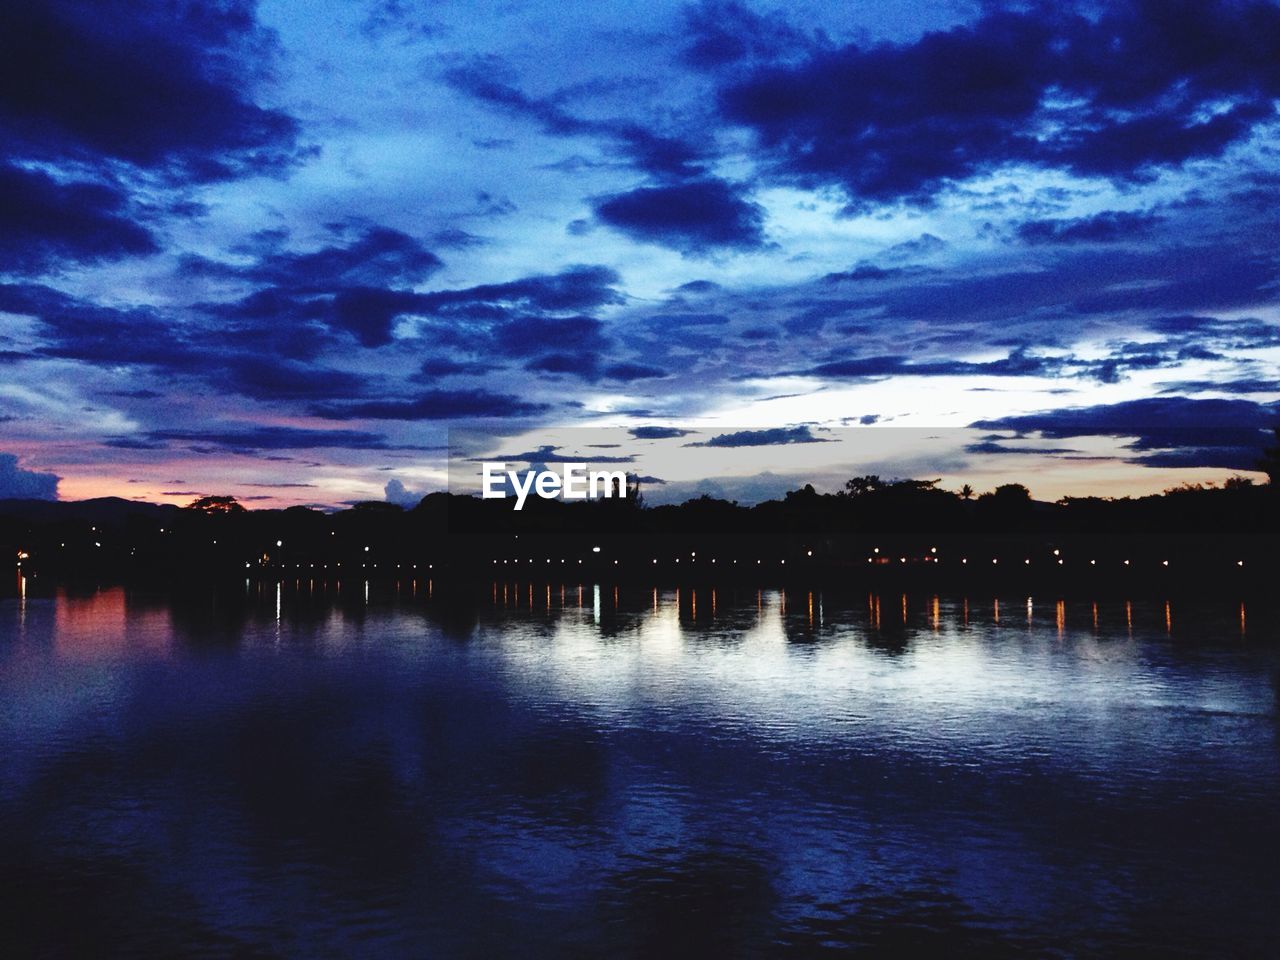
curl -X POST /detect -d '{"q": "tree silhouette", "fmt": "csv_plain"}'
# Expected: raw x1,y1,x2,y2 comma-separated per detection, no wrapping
1258,426,1280,487
990,483,1031,502
185,495,245,515
843,475,884,497
959,484,975,500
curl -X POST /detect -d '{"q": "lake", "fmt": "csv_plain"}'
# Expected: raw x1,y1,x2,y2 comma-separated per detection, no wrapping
2,578,1277,957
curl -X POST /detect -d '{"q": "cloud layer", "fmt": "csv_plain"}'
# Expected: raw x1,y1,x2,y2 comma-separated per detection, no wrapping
0,0,1275,506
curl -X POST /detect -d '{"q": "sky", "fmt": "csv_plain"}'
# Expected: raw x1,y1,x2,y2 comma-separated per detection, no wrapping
0,0,1277,508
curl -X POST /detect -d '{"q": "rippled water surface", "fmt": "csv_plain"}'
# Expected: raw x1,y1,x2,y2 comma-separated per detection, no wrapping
2,579,1278,957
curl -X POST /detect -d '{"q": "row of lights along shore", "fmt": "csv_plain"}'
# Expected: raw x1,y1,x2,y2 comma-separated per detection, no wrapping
13,541,1249,572
473,547,1246,570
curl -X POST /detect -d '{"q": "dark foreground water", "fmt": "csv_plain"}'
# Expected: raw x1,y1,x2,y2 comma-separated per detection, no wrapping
1,578,1278,958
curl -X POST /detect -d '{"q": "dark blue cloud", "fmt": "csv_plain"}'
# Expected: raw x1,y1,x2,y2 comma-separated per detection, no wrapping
973,397,1280,470
444,66,704,179
0,0,300,181
505,352,664,383
804,349,1065,381
430,228,488,249
674,279,721,294
494,314,606,357
417,357,495,378
329,288,426,348
1157,378,1279,395
0,283,200,369
311,389,551,420
0,452,59,499
209,264,621,353
1071,250,1274,315
863,244,1274,329
0,283,366,403
129,426,401,454
416,266,624,317
687,425,831,447
186,227,446,347
965,439,1086,456
645,312,731,327
1147,315,1280,349
524,352,598,376
594,179,766,253
717,1,1280,204
821,264,905,283
602,362,667,381
244,227,443,288
681,0,808,69
629,426,692,440
1017,210,1163,245
220,358,366,402
0,164,158,274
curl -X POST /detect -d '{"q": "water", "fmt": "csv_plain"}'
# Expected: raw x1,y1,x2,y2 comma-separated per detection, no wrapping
1,578,1277,957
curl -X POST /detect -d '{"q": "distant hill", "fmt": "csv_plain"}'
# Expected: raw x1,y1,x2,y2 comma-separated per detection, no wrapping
0,497,182,525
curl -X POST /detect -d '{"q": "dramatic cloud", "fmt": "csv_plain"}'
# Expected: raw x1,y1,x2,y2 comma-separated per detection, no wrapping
444,67,705,178
187,227,447,348
0,0,300,180
0,452,60,500
413,266,624,319
1157,378,1280,396
0,165,158,273
0,283,198,368
241,227,443,288
1,0,1275,505
602,361,667,381
1017,211,1163,245
803,350,1065,381
312,389,551,421
140,426,403,453
630,426,693,440
717,1,1280,204
973,397,1280,470
594,180,766,253
821,265,907,284
681,0,808,69
688,425,831,447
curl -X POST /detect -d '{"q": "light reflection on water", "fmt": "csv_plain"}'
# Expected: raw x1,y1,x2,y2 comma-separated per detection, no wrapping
0,580,1278,957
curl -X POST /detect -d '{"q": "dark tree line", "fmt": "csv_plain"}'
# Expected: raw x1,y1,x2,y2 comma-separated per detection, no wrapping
1,466,1274,582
